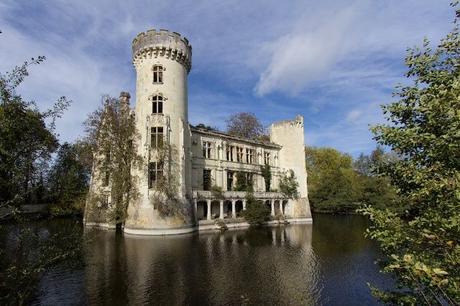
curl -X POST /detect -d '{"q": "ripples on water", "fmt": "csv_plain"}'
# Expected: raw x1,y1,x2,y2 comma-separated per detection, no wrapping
8,214,394,305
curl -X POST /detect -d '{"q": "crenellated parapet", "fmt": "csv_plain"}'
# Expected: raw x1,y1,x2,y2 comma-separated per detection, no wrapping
132,29,192,73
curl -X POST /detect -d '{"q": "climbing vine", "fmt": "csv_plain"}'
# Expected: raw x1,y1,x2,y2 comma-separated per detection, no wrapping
84,94,141,224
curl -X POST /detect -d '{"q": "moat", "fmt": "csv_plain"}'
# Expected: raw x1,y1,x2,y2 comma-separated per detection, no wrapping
2,214,395,305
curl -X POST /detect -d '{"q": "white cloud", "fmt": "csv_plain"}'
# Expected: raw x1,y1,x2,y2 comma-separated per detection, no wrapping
346,110,362,123
0,0,454,154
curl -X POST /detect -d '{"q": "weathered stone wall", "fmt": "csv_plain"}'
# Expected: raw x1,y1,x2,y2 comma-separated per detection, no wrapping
124,29,194,234
270,116,312,219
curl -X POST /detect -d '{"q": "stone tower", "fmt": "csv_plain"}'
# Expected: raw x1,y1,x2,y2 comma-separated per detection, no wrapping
123,29,195,235
270,115,312,221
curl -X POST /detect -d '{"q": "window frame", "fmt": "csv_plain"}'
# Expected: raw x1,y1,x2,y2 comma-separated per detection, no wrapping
202,141,212,159
151,95,164,114
148,161,163,188
203,169,212,191
150,126,164,148
152,65,164,84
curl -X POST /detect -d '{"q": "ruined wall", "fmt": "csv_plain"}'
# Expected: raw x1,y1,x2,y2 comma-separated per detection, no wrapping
270,115,312,220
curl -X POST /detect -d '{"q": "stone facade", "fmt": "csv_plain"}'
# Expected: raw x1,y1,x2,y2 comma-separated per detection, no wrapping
84,29,312,235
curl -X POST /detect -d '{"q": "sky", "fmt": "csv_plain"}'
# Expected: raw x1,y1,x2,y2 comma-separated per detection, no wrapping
0,0,454,156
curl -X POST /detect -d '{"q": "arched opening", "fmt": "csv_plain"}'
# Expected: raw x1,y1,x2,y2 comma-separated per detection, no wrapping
224,200,232,218
235,200,244,217
211,200,220,219
274,200,282,216
265,200,271,211
281,200,288,215
196,201,207,220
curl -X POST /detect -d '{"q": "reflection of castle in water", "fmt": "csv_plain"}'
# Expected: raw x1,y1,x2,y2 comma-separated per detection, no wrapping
84,225,320,305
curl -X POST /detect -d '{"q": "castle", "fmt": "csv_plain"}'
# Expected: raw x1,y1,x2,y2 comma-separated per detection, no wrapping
84,29,312,235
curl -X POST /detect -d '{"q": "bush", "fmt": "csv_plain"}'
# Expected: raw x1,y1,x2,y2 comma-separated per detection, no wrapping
243,192,270,226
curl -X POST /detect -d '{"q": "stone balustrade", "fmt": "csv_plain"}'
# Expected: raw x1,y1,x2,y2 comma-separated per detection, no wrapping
192,190,288,222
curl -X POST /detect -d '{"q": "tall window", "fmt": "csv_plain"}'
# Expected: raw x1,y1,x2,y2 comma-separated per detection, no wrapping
153,65,163,83
148,161,163,188
246,173,254,189
151,127,164,148
151,95,163,114
203,169,211,191
236,147,244,162
227,171,234,191
264,152,271,165
246,148,254,164
226,145,234,161
202,141,212,158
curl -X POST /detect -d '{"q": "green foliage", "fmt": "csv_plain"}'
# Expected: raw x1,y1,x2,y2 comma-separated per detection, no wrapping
361,5,460,304
84,95,140,224
279,169,299,200
0,54,80,305
149,143,189,220
211,185,225,200
47,142,90,216
235,171,253,192
242,191,270,226
306,147,397,213
0,57,70,208
0,221,83,305
261,164,271,192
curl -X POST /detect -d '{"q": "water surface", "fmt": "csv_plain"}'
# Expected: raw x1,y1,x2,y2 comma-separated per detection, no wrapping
5,214,395,305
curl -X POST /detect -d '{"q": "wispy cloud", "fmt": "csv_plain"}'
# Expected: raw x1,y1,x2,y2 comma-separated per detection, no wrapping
0,0,453,155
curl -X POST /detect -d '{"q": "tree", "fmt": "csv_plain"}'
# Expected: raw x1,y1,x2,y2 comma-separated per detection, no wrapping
84,94,140,224
279,169,299,200
306,147,361,213
360,4,460,304
235,171,252,191
242,191,270,225
0,53,79,305
226,112,266,140
47,142,90,215
0,57,70,208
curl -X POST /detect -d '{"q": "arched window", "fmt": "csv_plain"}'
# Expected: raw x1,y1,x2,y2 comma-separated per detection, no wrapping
151,95,163,114
153,65,163,83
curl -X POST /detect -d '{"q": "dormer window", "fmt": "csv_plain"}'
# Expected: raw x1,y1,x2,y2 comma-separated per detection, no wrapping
153,65,163,83
151,95,163,114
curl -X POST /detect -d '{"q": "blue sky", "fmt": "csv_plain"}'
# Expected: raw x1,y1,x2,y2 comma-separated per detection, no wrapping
0,0,454,156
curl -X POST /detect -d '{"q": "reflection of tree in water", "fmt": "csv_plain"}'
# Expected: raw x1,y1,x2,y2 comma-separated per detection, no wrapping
312,213,372,257
83,225,320,305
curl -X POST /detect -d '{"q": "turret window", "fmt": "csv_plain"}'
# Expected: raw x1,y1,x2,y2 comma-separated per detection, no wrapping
151,95,163,114
153,65,163,83
148,161,163,188
151,127,164,148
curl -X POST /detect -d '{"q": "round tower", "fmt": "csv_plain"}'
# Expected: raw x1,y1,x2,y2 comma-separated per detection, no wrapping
124,29,194,235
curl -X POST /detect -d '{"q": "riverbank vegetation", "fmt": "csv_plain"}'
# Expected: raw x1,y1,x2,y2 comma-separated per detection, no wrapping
306,146,398,214
360,3,460,304
0,55,86,305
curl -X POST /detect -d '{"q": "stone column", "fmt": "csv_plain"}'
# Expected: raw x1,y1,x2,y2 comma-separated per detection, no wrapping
193,198,197,221
271,200,275,216
243,200,247,211
279,201,283,215
231,200,236,218
219,200,224,219
207,199,211,220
